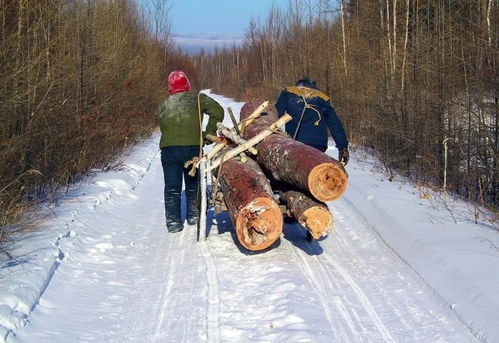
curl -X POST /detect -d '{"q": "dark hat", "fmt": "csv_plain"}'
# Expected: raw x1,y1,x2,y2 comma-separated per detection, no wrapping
296,77,317,88
296,77,311,86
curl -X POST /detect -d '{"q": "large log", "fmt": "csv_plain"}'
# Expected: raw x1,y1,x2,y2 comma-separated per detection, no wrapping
206,114,292,173
218,157,283,251
282,190,333,239
240,99,348,202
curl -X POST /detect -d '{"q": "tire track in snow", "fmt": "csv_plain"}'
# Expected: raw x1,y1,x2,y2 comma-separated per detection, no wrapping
309,255,363,342
328,204,416,336
284,235,396,342
312,253,362,342
152,230,184,337
121,215,182,341
149,225,208,342
283,221,396,342
200,240,221,343
283,238,357,342
324,197,477,343
178,229,206,343
306,208,397,342
322,253,396,343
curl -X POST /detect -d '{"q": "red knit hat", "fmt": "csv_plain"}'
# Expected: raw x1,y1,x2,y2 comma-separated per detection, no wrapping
167,70,191,94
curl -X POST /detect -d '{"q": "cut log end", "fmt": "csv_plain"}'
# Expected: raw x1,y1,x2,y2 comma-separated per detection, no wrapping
308,163,348,202
236,197,283,251
302,207,333,239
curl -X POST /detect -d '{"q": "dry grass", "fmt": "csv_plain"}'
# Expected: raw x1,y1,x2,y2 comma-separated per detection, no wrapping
0,0,173,240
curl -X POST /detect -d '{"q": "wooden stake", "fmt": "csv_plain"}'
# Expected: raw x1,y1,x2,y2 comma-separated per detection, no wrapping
227,107,240,135
239,152,248,163
205,134,220,143
217,123,257,155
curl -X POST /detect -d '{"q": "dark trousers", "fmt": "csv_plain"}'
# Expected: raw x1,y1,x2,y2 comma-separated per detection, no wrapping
160,146,200,227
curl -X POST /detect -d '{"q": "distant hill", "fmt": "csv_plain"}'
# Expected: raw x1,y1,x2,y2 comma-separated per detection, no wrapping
172,32,245,55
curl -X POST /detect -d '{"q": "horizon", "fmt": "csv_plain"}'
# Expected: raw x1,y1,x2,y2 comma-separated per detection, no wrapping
140,0,289,54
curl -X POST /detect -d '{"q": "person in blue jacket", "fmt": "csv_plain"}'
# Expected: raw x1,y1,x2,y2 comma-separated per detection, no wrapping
275,78,349,165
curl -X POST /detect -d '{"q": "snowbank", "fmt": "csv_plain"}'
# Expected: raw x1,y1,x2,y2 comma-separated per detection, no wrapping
342,148,499,342
0,135,160,342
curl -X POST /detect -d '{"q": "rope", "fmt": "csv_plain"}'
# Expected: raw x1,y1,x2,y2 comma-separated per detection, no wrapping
270,128,287,136
292,87,322,140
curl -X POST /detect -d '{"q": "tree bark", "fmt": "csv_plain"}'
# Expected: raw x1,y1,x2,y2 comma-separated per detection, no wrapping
206,114,291,173
282,190,333,239
218,157,283,251
240,99,348,202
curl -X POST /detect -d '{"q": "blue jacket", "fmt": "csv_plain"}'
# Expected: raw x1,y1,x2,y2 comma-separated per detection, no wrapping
275,84,348,150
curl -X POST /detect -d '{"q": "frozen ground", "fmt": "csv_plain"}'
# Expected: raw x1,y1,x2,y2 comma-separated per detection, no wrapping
0,92,497,343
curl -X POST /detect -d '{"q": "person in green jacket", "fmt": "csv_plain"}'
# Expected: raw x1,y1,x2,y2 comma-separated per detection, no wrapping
159,70,224,233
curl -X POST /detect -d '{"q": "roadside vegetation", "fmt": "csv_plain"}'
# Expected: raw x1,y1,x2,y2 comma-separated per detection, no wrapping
1,0,497,240
0,0,187,233
194,0,498,215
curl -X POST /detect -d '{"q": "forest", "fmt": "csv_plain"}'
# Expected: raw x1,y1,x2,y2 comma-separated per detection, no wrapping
194,0,498,215
0,0,497,232
0,0,176,230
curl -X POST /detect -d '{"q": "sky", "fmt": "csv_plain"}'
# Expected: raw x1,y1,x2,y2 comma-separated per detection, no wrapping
166,0,289,54
169,0,288,34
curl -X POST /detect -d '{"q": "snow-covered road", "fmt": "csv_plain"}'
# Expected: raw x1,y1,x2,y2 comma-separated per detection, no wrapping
2,93,497,343
11,143,475,342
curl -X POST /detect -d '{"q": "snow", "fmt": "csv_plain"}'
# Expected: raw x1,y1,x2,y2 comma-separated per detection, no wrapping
0,91,498,343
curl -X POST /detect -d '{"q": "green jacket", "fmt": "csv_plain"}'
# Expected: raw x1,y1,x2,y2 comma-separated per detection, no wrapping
158,91,224,149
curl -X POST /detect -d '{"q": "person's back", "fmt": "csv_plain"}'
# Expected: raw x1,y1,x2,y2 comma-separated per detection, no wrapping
275,78,349,165
159,91,223,148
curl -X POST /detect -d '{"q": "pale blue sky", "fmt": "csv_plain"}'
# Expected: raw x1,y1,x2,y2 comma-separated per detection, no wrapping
140,0,290,54
169,0,288,34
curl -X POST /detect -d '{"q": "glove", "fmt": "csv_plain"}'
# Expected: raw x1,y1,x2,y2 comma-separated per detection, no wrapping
338,147,349,166
202,132,215,146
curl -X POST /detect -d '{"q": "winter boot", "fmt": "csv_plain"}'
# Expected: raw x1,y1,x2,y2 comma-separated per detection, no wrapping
186,217,198,226
167,222,184,233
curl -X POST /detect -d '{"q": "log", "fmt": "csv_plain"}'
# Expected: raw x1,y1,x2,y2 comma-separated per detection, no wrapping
240,99,348,202
205,114,292,173
218,157,283,251
282,190,333,239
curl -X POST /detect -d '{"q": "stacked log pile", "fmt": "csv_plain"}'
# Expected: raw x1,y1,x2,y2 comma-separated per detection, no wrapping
203,99,348,251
